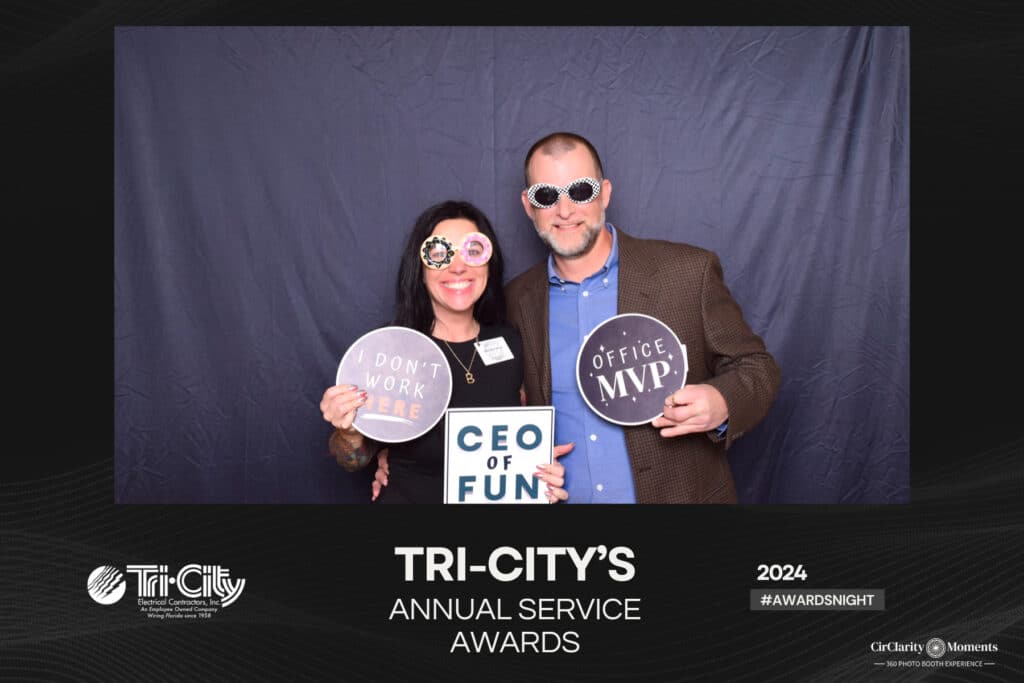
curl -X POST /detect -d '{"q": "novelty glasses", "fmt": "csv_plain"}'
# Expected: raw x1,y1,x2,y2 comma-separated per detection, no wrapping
420,232,493,270
526,177,602,209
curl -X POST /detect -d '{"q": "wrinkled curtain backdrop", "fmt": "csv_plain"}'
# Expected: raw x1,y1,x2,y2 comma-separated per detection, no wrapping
114,26,908,503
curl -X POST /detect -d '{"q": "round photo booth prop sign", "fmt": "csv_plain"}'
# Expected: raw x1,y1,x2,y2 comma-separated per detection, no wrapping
336,326,453,443
576,313,689,426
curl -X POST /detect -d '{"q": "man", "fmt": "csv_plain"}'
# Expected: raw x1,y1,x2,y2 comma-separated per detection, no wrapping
505,131,780,503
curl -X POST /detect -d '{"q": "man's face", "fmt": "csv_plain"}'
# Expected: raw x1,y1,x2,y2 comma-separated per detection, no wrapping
521,145,611,259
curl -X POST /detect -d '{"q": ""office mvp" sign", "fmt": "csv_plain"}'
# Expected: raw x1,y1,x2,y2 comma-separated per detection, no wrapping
576,313,688,425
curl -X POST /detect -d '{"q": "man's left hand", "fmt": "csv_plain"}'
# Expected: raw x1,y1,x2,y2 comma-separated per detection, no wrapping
651,384,728,437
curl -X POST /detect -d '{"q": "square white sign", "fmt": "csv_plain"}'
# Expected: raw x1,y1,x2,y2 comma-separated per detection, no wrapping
443,406,555,504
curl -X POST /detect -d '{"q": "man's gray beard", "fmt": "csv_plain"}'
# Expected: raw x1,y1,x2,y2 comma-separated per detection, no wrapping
536,221,603,259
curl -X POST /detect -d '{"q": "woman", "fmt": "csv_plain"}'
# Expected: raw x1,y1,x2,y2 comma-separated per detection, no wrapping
320,200,571,503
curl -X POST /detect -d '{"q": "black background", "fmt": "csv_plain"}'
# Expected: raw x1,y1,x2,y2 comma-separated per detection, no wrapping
3,2,1022,680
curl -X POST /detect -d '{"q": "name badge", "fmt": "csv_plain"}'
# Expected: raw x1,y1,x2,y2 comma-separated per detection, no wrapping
474,336,514,366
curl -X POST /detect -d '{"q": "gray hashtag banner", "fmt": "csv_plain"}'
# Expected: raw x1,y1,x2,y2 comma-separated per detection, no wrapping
750,589,885,611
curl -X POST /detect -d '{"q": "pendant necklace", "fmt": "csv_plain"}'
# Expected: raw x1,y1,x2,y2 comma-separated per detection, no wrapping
443,336,479,384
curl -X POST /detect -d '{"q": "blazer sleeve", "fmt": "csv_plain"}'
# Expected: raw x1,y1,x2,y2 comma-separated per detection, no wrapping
698,251,781,449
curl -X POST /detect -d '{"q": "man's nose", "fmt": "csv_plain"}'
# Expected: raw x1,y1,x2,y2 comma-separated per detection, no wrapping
556,192,574,217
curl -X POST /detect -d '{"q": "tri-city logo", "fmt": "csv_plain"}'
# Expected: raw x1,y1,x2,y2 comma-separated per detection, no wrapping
87,564,246,612
87,566,126,604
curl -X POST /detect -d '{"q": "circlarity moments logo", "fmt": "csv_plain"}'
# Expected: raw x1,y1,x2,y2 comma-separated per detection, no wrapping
926,638,947,659
871,635,999,671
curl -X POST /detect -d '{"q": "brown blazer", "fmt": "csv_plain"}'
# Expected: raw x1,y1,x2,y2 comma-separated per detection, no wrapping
505,228,780,503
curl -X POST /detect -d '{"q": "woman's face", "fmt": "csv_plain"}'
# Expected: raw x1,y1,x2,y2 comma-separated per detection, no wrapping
422,218,490,322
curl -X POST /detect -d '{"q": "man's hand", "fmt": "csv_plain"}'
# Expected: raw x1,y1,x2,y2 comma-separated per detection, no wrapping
651,384,728,437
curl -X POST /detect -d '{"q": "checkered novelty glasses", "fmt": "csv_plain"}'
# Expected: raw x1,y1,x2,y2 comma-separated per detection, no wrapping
420,232,493,270
526,177,602,209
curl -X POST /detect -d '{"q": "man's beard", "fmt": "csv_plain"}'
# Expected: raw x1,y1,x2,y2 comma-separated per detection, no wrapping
536,220,603,259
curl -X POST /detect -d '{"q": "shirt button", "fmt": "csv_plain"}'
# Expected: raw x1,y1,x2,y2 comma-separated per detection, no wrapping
602,278,608,286
589,434,597,442
596,483,604,492
582,290,589,298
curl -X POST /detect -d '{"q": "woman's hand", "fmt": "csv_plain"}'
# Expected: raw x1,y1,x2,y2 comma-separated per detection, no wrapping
323,384,374,471
320,384,367,432
371,450,390,501
536,442,573,503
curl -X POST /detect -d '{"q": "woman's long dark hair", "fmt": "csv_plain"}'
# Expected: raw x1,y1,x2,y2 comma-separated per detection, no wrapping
392,200,507,336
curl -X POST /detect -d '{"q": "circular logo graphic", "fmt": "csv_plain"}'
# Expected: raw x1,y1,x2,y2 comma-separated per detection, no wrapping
925,638,946,659
576,313,688,425
336,326,453,442
87,566,126,605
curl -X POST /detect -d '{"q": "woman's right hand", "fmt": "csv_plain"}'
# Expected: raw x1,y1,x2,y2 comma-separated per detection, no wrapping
320,384,367,432
371,450,390,501
323,384,372,472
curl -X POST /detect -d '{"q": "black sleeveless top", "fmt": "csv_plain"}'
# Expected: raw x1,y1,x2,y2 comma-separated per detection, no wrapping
375,322,524,504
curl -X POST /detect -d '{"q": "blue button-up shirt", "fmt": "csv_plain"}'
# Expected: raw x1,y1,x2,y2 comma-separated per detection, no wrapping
548,224,637,503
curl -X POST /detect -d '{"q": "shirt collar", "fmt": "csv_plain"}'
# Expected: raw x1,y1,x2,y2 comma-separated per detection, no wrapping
546,223,619,284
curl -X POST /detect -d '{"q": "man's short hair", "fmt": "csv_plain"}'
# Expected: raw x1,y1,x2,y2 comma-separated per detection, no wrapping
523,132,604,186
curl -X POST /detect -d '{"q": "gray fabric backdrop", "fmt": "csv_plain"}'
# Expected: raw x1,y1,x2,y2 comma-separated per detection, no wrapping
114,26,909,503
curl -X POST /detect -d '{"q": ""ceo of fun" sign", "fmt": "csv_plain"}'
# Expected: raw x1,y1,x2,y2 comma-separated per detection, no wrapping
443,406,554,504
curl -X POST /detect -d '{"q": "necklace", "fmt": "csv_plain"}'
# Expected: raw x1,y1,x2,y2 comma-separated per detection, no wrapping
442,336,479,384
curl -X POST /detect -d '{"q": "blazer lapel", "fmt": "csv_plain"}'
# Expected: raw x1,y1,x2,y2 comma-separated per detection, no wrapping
616,229,655,314
518,266,552,406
